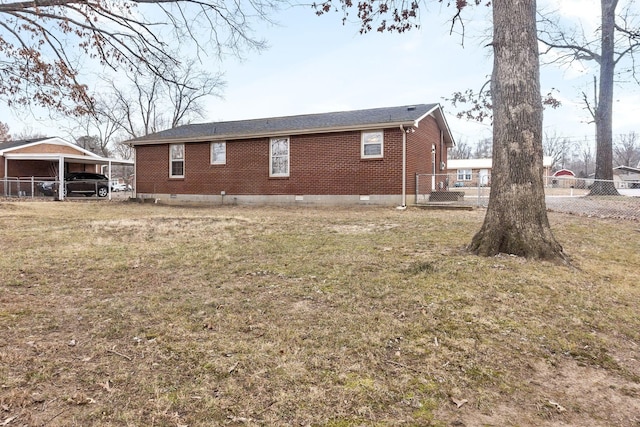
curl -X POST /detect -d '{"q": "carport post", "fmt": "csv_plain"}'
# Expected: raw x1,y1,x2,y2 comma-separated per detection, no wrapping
108,160,112,200
58,156,65,201
3,157,7,196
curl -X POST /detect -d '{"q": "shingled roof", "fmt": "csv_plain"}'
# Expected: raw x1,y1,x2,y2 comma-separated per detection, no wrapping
129,103,453,145
0,137,50,152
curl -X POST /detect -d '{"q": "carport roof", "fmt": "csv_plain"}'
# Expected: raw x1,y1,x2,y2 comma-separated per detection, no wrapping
4,152,133,166
1,137,133,166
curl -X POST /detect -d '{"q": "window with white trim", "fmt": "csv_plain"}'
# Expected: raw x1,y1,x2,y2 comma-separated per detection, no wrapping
457,169,472,181
210,141,226,165
170,143,184,178
270,137,289,177
361,131,383,158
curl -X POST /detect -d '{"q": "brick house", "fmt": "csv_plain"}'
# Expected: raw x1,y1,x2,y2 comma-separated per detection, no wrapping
0,137,133,198
129,104,455,206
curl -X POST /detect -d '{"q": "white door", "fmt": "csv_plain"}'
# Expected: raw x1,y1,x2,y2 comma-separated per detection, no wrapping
479,169,489,186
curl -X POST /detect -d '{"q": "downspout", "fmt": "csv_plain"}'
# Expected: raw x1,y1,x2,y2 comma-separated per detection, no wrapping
440,130,444,189
397,125,407,209
132,145,137,200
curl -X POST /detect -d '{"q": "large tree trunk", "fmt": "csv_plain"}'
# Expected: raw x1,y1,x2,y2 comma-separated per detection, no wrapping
468,0,565,261
590,0,620,196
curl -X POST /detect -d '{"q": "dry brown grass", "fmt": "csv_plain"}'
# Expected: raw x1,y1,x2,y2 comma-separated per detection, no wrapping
1,200,639,426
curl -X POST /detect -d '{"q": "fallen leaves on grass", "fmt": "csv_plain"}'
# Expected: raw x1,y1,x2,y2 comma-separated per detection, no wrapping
451,397,468,408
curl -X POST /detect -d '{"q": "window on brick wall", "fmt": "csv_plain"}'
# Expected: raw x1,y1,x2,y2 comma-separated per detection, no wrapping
270,137,289,177
211,141,226,165
169,143,185,178
457,169,472,181
361,131,383,159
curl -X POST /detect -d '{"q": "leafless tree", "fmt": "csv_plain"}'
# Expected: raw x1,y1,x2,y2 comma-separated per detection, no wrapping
113,141,135,161
573,137,595,178
63,58,223,159
11,128,47,141
102,58,225,139
164,60,225,129
543,131,575,171
67,100,123,157
0,122,10,142
538,0,640,195
614,131,640,167
473,137,492,158
60,93,126,158
75,135,111,157
0,0,276,115
448,138,473,159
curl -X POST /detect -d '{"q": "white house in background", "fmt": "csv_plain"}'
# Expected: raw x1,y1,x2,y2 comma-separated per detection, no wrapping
446,157,554,188
613,166,640,188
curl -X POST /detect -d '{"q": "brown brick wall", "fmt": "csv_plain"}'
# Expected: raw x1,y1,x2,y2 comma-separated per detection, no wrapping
407,116,448,192
407,115,449,192
135,122,445,197
4,160,99,178
7,160,57,177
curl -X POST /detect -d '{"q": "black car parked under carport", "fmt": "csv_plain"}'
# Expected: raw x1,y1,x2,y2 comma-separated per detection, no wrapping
37,172,110,198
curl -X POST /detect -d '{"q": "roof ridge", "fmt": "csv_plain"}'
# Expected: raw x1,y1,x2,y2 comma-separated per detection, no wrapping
193,103,433,127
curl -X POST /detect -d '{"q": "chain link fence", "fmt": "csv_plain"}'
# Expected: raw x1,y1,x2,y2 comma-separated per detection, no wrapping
3,174,639,219
1,177,58,199
1,177,133,199
417,173,640,220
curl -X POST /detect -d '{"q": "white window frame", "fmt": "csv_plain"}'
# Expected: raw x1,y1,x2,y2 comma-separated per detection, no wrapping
361,130,384,159
270,137,290,177
210,141,226,165
457,169,472,181
169,143,185,178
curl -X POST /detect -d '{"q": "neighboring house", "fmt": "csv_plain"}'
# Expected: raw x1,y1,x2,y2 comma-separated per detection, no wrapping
584,172,625,189
446,156,554,187
128,104,455,206
613,165,640,188
0,137,133,199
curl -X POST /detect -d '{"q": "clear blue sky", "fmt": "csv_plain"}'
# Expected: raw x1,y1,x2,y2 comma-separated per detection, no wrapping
5,0,640,148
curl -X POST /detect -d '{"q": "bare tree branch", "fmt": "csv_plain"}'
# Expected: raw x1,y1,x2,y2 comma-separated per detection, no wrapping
581,90,596,122
0,0,277,115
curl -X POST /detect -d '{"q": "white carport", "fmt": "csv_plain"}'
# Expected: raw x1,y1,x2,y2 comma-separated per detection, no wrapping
3,152,134,200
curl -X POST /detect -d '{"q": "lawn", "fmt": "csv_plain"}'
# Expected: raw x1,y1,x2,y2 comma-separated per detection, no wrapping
1,201,639,426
